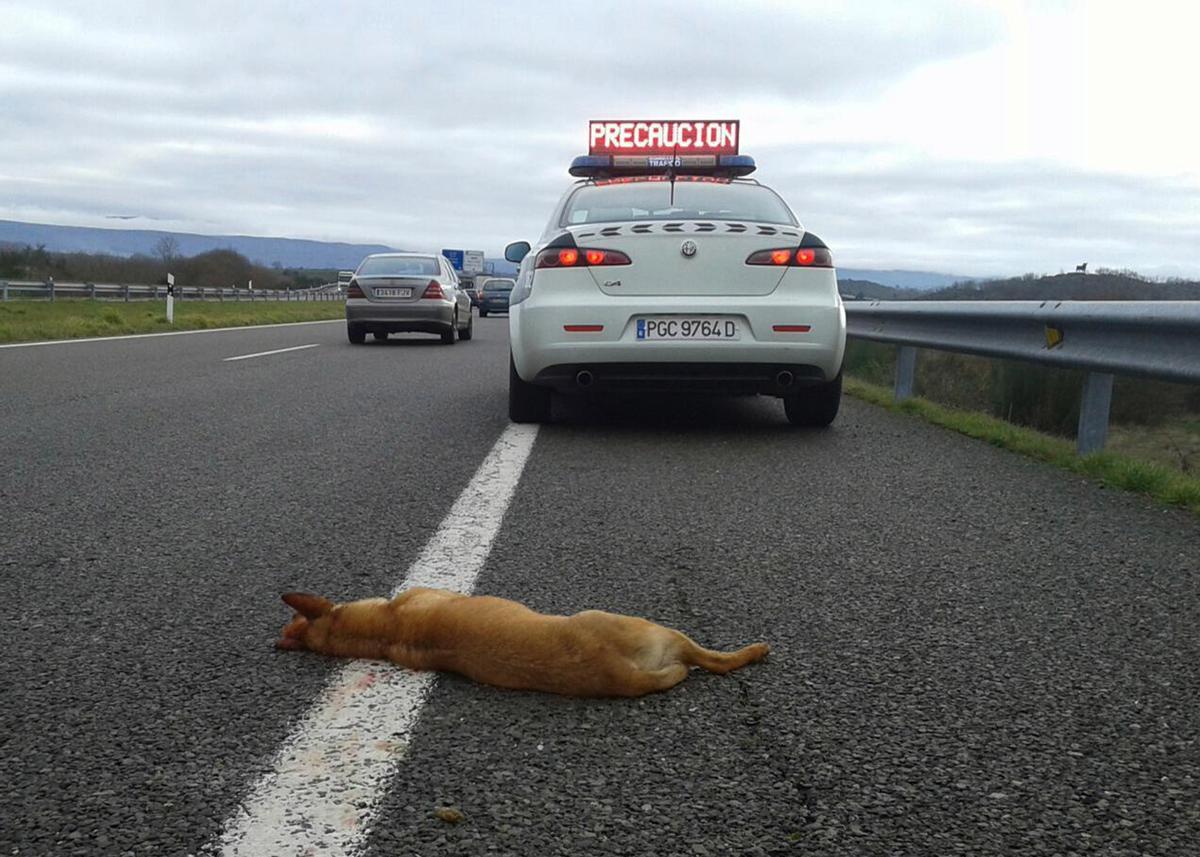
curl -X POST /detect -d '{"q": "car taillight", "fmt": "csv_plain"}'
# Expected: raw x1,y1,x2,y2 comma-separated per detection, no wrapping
746,247,833,268
421,280,444,299
535,247,632,268
347,282,365,298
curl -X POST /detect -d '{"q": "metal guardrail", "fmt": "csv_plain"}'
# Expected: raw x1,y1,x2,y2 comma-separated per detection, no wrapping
844,300,1200,454
0,280,343,302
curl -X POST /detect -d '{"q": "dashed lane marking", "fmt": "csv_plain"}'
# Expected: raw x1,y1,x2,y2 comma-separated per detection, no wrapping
211,423,540,857
223,343,320,361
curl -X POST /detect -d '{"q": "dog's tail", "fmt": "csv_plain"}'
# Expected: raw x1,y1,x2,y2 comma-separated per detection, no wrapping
682,639,770,674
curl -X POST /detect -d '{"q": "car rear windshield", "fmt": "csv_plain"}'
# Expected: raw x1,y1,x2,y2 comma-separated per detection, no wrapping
356,256,440,277
562,180,796,226
483,280,514,292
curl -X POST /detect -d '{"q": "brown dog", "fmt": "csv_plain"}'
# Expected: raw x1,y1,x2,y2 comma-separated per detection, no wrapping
276,587,769,697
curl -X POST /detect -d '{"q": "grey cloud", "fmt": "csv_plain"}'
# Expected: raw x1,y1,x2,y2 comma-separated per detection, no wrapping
1,1,1196,276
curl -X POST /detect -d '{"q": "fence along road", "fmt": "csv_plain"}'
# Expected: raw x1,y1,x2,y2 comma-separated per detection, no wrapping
0,313,1198,856
845,299,1200,453
0,278,342,301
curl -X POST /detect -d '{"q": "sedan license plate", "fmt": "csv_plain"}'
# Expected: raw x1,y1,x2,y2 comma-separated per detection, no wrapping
636,317,739,340
374,287,412,298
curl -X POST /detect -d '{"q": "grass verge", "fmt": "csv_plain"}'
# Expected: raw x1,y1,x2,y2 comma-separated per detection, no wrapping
0,299,344,344
845,376,1200,516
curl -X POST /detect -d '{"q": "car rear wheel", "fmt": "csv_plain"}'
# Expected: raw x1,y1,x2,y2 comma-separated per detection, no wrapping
372,331,388,341
783,372,842,427
347,323,366,344
459,312,473,341
479,308,489,317
441,315,457,345
509,353,551,423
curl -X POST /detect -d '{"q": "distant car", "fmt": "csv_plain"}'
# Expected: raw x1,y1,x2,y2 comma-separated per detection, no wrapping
478,278,515,317
460,279,483,307
345,253,473,345
337,270,354,293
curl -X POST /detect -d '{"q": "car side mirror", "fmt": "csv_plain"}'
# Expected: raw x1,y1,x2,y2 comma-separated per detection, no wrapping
505,241,531,264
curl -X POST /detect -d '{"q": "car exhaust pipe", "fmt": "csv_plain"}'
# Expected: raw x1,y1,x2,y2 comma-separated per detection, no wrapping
575,369,594,389
775,370,794,388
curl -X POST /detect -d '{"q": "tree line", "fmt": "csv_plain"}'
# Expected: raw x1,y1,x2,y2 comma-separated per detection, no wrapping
0,242,335,290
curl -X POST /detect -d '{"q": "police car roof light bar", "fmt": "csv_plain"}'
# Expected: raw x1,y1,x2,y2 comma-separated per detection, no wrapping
569,154,756,179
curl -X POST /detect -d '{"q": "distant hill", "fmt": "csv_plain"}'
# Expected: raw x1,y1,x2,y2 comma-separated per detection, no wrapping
838,268,973,290
920,271,1200,301
0,219,395,270
838,278,920,301
0,219,525,276
0,219,964,284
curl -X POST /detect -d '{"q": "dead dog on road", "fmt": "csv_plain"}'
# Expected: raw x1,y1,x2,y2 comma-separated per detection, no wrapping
275,587,769,697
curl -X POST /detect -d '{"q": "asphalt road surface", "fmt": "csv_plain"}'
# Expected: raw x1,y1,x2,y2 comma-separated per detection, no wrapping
2,317,1198,856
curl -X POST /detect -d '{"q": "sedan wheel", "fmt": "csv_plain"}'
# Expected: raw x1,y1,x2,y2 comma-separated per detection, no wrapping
509,353,551,423
783,373,842,427
441,314,457,345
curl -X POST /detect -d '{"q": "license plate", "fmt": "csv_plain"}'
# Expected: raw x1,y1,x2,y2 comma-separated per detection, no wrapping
636,317,739,340
374,288,412,298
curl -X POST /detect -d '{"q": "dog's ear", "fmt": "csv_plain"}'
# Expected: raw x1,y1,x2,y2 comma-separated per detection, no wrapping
282,592,335,619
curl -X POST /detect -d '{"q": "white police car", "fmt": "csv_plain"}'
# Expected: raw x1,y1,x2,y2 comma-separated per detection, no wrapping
504,119,846,425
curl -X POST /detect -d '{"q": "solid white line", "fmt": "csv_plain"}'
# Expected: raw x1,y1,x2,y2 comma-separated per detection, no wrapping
213,423,540,857
0,319,341,349
223,344,320,362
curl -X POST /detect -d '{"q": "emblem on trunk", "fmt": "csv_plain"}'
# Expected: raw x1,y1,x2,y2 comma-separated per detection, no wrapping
680,240,698,258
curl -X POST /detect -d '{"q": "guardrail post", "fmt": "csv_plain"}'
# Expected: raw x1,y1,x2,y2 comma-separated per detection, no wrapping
124,284,130,302
47,279,55,302
199,287,206,301
894,346,917,401
87,282,96,299
1077,372,1114,455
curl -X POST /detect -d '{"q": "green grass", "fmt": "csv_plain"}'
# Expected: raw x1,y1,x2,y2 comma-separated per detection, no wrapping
845,376,1200,516
0,299,344,344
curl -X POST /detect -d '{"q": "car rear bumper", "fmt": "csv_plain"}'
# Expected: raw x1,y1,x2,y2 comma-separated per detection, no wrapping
346,299,454,331
511,294,846,384
532,361,829,395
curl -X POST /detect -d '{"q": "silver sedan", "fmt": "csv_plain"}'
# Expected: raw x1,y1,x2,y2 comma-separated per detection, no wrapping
345,253,473,344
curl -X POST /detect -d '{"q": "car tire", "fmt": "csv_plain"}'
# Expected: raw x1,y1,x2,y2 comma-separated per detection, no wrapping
347,323,366,344
373,331,388,341
509,353,551,423
441,315,457,345
783,372,842,427
459,312,473,341
479,308,488,318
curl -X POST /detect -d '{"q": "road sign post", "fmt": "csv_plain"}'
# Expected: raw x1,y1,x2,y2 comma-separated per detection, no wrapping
166,273,175,323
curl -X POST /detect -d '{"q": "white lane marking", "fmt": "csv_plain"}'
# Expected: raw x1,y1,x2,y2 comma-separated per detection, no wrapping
223,344,320,362
0,319,341,349
213,423,540,857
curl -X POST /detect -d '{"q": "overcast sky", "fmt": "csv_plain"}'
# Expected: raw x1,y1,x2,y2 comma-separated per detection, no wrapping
1,0,1197,277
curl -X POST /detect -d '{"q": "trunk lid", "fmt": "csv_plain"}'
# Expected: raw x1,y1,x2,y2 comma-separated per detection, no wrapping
568,221,802,297
357,276,432,302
